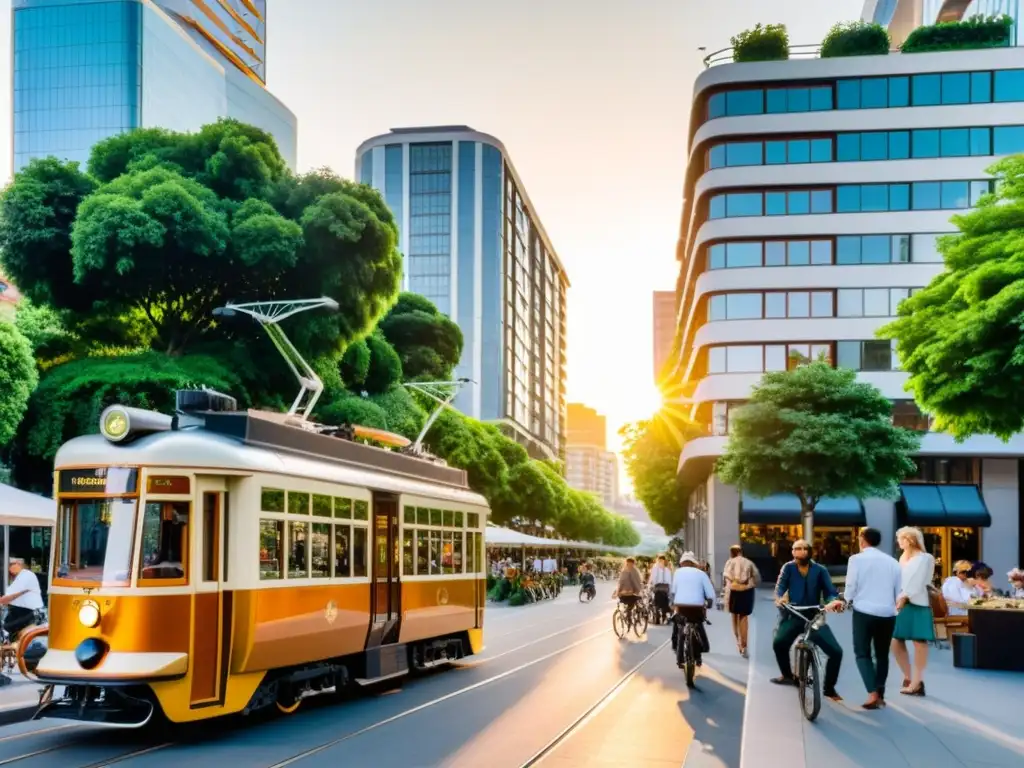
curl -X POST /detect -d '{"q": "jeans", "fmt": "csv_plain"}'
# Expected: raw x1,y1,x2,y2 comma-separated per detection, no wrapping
773,614,843,691
852,610,896,696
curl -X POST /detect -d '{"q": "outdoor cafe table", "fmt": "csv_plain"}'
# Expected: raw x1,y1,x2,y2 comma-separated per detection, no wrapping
967,606,1024,671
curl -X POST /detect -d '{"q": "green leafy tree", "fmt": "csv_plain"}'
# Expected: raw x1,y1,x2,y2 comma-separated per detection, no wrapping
378,293,464,380
13,299,76,364
0,120,402,357
363,331,403,394
716,361,920,542
494,460,557,526
317,396,390,431
10,352,243,491
880,156,1024,439
339,339,371,390
0,323,39,447
620,413,700,535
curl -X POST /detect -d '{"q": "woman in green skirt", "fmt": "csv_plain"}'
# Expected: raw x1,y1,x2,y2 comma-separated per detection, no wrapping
892,526,935,696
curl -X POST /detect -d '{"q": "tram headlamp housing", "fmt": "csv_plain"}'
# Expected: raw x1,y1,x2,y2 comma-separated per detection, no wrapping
78,601,101,628
101,407,131,443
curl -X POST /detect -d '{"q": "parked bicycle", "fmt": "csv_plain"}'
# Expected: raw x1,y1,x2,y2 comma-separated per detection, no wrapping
780,603,831,722
612,596,648,638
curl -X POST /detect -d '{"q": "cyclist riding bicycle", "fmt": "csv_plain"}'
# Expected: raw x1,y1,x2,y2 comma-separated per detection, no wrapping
671,552,715,667
615,557,644,614
648,554,673,620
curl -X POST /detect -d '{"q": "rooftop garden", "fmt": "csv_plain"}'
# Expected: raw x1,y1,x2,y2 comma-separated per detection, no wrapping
713,14,1014,67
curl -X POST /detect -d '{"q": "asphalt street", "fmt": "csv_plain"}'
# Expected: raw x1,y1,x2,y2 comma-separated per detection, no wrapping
0,584,747,768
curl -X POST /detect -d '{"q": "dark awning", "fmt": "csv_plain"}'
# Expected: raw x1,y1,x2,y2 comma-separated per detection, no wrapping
897,484,991,527
740,493,866,526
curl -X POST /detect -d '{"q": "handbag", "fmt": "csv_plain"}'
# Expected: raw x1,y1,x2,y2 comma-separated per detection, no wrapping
927,584,948,618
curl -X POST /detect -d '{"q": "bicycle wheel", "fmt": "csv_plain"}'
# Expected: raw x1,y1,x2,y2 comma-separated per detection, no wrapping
612,608,627,639
633,605,648,637
797,647,821,722
683,632,696,688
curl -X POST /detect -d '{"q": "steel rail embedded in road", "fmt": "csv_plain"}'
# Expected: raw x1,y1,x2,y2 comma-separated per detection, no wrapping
265,628,609,767
517,638,672,767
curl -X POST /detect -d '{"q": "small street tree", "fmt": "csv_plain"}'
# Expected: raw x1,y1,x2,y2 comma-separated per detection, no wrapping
715,361,920,543
881,155,1024,439
0,322,38,447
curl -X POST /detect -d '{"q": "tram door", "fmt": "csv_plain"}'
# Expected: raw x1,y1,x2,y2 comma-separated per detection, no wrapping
368,493,401,647
191,482,228,707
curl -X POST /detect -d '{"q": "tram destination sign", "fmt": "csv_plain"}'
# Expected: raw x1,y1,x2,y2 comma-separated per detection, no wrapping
59,467,139,495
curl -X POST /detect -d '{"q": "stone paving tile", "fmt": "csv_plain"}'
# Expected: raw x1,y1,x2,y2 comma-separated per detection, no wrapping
741,592,1024,768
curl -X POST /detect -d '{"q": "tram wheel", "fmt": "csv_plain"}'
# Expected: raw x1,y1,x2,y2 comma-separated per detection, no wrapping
275,688,302,714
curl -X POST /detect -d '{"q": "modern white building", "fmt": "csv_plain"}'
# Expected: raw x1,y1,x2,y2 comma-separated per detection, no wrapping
671,45,1024,587
355,127,569,461
566,446,619,508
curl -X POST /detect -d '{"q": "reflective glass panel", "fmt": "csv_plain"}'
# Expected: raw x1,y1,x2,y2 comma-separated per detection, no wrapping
836,236,860,264
708,145,726,168
837,79,860,109
811,240,832,265
913,129,940,158
912,182,941,210
970,127,991,156
765,141,787,164
863,289,889,316
889,131,910,159
890,184,910,211
788,191,810,215
726,293,762,320
970,180,991,205
811,291,833,318
970,72,992,103
888,76,910,107
708,347,726,374
912,74,941,106
709,243,726,269
862,235,891,264
727,193,763,217
837,289,862,317
765,241,786,266
837,341,861,369
890,288,909,316
728,241,762,268
765,293,786,318
727,142,763,166
765,192,787,216
809,86,833,111
892,234,910,263
788,140,810,164
811,190,833,214
708,92,726,119
765,345,787,371
941,73,970,105
837,186,861,212
709,295,726,321
727,90,764,115
993,70,1024,103
862,340,893,371
788,88,810,112
788,240,810,266
837,133,860,161
940,128,969,157
727,346,764,373
710,195,726,219
788,292,810,318
911,233,943,263
861,78,888,108
861,132,888,161
941,181,969,209
994,126,1024,155
766,88,788,113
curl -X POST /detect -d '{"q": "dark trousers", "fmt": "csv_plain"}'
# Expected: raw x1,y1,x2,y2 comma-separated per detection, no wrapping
672,605,709,658
852,610,896,696
773,614,843,691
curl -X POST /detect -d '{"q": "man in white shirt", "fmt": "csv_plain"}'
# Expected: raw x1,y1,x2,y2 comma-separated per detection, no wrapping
844,527,901,710
648,554,673,621
670,553,716,668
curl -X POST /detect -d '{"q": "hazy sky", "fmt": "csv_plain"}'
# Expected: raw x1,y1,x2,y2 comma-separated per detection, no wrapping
0,0,865,481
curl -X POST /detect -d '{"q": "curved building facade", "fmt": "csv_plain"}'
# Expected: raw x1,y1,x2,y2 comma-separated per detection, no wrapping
12,0,297,173
356,127,569,461
863,0,1022,46
672,47,1024,586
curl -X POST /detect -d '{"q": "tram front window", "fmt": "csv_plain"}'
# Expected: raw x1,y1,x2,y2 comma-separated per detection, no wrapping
139,502,189,582
55,499,137,586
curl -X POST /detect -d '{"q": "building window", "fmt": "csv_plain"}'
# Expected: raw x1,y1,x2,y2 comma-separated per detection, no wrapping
835,340,899,372
708,290,834,321
408,143,453,315
892,401,931,432
836,287,916,318
707,342,832,374
903,457,979,484
835,180,989,213
708,188,832,219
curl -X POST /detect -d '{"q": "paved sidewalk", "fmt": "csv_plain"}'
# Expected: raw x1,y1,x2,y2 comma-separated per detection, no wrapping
741,592,1024,768
0,671,46,724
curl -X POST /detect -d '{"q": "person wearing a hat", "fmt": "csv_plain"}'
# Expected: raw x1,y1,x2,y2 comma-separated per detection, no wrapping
670,552,716,670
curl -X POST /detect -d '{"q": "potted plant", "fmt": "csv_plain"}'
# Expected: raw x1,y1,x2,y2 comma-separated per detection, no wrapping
821,20,891,58
731,24,790,63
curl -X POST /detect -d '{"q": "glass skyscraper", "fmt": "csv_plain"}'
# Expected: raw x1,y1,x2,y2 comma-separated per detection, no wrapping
864,0,1021,45
11,0,297,174
356,127,569,461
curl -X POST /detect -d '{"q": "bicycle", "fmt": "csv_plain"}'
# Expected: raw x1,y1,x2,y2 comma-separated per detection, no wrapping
612,596,648,639
781,603,831,722
579,579,596,602
673,608,711,688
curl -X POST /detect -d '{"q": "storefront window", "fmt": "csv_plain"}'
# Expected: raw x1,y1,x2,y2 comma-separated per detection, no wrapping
915,526,980,583
903,457,979,484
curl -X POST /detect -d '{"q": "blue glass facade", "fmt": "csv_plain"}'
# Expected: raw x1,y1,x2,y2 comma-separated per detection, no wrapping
408,144,453,316
156,0,267,82
454,140,477,413
384,145,404,255
13,1,142,171
12,0,297,173
479,145,503,421
360,151,373,185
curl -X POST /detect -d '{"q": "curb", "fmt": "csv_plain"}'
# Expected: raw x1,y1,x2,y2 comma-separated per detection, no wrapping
0,700,38,727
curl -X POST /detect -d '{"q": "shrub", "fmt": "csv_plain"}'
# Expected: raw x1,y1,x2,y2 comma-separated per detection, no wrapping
507,589,527,607
731,24,789,63
901,14,1013,53
821,21,890,58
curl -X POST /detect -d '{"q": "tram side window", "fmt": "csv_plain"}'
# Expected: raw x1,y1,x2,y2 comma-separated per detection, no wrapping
311,523,330,578
402,527,414,575
288,521,309,578
352,527,368,578
139,502,189,582
334,525,350,577
261,489,285,513
260,519,283,580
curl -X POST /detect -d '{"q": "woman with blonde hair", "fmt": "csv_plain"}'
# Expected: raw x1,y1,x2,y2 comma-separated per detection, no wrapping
892,526,935,696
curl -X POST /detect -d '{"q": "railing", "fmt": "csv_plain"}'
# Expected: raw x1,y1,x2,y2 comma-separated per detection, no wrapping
702,44,823,68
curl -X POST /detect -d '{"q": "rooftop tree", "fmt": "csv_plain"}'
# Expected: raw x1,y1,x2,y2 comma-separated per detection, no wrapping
881,156,1024,439
378,292,464,381
716,361,920,543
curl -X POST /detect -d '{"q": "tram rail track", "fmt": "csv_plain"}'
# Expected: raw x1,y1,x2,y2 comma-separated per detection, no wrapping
0,606,616,767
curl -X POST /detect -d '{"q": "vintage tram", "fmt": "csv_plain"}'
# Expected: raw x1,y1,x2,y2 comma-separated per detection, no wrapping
29,392,489,727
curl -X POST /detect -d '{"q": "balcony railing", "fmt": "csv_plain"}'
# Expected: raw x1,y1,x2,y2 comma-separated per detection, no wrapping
702,43,824,68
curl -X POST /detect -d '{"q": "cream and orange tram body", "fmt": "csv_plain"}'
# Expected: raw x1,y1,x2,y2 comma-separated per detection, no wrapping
34,392,489,727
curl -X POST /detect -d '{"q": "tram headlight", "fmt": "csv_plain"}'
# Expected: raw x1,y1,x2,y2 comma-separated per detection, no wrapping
78,601,101,628
100,406,130,442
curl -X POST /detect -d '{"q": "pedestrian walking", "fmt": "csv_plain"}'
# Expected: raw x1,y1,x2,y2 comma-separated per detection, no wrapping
722,544,759,657
892,526,936,696
843,527,901,709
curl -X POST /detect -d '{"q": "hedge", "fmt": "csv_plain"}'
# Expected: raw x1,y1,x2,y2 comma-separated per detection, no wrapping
731,24,789,63
821,21,890,58
901,14,1013,53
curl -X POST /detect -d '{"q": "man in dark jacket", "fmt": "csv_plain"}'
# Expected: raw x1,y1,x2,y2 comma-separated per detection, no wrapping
771,539,845,700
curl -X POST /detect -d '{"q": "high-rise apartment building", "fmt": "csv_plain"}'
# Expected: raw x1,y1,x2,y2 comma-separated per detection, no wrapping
355,127,569,461
565,403,618,507
652,291,676,385
864,0,1022,46
671,42,1024,584
11,0,297,174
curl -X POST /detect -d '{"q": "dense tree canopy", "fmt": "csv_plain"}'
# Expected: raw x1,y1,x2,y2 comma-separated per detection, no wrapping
716,362,920,536
378,292,464,381
0,120,401,356
0,323,38,447
881,156,1024,439
620,412,700,535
